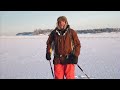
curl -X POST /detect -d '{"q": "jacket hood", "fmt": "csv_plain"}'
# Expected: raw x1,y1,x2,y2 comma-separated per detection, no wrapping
56,16,69,30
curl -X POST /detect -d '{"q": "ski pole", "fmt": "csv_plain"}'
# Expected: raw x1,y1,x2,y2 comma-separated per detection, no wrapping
49,60,54,79
77,64,90,79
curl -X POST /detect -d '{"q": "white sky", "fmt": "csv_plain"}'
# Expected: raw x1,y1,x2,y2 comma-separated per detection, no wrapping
0,11,120,35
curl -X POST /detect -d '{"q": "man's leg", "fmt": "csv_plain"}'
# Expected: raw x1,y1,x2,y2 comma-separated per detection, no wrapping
54,64,64,79
64,64,75,79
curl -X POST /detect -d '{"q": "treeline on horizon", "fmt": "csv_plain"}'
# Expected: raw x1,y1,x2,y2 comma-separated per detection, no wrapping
16,28,120,36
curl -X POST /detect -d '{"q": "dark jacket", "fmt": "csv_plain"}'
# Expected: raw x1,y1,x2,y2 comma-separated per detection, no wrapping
46,25,81,64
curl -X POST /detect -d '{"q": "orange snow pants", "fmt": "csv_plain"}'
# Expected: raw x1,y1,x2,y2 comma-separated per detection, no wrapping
54,64,75,79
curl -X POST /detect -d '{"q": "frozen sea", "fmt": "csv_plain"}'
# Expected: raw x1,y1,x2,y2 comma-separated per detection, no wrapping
0,32,120,79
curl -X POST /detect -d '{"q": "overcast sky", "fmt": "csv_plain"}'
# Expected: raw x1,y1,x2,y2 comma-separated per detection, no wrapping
0,11,120,35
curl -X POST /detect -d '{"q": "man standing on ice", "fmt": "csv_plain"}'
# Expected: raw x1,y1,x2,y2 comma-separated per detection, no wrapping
46,16,81,79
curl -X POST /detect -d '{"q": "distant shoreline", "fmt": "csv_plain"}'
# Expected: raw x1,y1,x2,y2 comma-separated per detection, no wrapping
16,28,120,36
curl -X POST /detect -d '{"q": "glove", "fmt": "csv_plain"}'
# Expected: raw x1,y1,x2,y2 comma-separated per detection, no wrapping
46,53,51,60
67,53,78,64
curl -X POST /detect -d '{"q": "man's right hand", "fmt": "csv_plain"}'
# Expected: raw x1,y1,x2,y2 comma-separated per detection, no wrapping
46,53,51,60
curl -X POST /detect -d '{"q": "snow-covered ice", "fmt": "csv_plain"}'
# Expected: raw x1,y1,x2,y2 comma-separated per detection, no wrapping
0,33,120,79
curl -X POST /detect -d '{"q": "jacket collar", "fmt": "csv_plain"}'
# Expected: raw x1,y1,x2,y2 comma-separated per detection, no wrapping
55,25,70,36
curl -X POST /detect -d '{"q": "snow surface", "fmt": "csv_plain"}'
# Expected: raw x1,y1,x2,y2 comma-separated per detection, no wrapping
0,33,120,79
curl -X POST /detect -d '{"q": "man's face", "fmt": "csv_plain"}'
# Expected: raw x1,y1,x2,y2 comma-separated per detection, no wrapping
58,20,66,29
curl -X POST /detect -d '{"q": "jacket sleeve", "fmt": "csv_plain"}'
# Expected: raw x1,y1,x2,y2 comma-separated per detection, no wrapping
72,30,81,57
46,31,54,54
